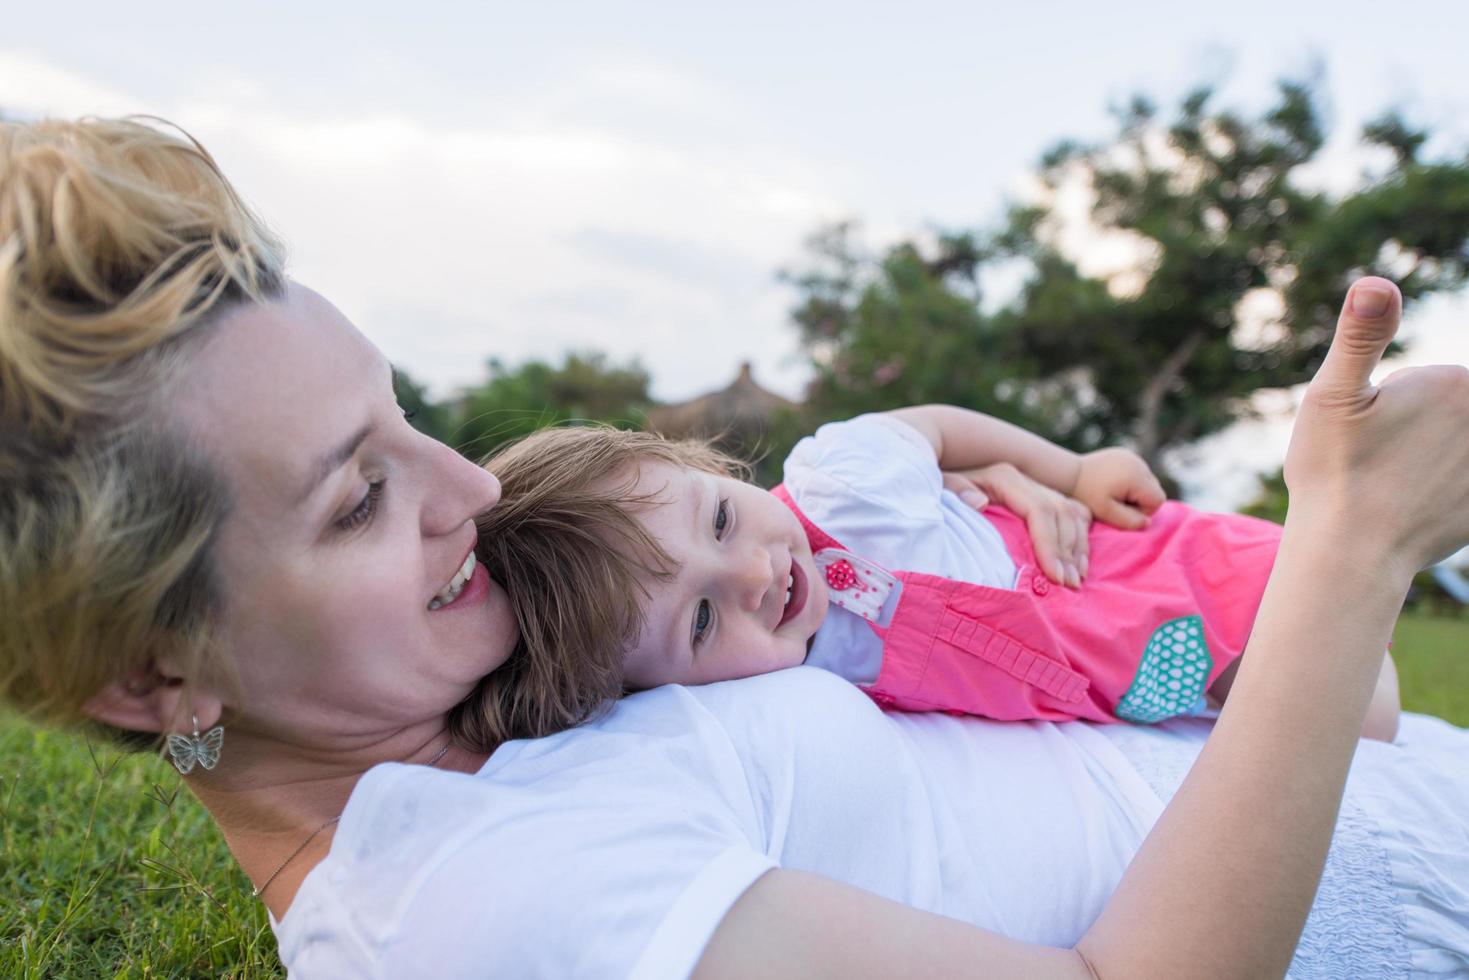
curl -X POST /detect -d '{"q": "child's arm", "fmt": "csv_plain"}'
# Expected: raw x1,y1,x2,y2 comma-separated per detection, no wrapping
887,404,1082,494
887,405,1167,529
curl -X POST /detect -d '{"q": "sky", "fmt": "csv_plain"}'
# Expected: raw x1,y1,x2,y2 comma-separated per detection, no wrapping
4,0,1468,508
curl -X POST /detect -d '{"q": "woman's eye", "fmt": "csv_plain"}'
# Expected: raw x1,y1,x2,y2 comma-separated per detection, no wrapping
713,498,730,539
336,480,386,532
692,599,713,647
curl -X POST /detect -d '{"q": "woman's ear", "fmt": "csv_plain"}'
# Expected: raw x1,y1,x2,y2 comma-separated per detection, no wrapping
80,659,224,735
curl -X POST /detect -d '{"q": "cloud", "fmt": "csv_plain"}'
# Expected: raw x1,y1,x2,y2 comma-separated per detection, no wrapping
567,227,766,297
7,46,1465,506
0,50,136,117
1,52,836,400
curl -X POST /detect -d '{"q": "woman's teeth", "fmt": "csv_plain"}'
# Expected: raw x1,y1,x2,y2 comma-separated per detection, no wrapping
429,552,477,610
784,572,794,609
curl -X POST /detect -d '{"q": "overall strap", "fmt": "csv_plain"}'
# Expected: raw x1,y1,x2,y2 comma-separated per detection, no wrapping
773,483,897,626
771,484,848,552
774,484,1088,706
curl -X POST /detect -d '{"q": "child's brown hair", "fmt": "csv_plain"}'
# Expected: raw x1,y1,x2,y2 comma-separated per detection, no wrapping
448,424,746,749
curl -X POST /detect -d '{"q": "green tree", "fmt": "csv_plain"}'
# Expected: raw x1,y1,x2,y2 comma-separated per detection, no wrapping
786,80,1469,481
782,223,1046,430
449,351,653,461
1239,466,1288,525
393,366,455,445
1009,83,1469,469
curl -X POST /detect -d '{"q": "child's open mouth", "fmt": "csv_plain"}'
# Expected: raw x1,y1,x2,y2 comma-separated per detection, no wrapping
778,558,807,628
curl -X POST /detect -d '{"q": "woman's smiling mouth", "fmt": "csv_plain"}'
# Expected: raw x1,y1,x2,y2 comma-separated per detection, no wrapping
429,551,477,610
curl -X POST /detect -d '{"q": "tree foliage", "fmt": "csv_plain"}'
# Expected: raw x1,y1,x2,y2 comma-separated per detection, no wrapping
784,223,1035,422
394,367,456,445
448,351,653,462
784,81,1469,479
1239,466,1288,526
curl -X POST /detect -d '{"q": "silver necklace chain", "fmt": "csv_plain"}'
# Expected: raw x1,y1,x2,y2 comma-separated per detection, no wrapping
252,739,454,900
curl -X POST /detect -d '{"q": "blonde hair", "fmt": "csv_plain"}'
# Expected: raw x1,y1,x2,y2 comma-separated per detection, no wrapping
0,117,286,734
451,425,744,748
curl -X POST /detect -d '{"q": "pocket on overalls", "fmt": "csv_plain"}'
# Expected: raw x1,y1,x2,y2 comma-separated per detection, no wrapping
1114,614,1214,723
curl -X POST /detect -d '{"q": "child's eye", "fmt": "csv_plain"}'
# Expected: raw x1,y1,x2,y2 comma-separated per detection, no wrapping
713,498,730,539
692,599,713,647
336,479,386,532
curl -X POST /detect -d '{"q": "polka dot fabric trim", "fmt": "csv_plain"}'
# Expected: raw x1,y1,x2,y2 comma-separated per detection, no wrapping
1115,615,1213,724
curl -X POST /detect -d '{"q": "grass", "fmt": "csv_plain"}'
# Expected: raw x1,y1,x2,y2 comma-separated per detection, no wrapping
0,726,280,978
1,610,1465,978
1391,610,1469,727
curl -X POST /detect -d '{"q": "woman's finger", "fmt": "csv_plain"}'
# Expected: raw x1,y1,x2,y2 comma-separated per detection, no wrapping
1310,277,1401,410
1285,276,1469,570
1286,278,1403,508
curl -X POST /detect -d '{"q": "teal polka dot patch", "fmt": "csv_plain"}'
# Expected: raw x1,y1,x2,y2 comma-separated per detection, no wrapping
1115,615,1213,724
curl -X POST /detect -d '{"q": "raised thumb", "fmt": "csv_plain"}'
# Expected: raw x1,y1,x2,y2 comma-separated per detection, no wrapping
1315,277,1402,398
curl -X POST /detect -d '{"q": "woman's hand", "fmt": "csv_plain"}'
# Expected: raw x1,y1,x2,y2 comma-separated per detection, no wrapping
1071,448,1167,530
943,463,1092,588
1285,276,1469,580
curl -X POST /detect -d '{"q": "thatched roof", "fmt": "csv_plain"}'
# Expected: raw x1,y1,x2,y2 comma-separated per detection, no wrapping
645,362,799,440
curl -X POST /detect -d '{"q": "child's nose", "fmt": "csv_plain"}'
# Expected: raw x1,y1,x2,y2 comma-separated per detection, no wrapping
731,546,772,612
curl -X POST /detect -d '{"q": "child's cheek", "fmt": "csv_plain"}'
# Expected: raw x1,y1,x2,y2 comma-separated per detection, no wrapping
810,572,830,612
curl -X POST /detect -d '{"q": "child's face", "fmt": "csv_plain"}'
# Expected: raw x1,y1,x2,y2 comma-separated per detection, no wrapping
618,461,828,688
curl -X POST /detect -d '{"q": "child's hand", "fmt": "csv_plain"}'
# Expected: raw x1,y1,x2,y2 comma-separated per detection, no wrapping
1072,448,1166,530
943,463,1092,588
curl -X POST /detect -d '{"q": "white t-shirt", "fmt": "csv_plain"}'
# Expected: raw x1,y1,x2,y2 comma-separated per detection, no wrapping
784,414,1018,683
274,667,1160,979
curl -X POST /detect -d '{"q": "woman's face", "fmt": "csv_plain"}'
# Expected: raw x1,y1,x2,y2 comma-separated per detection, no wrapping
173,283,513,747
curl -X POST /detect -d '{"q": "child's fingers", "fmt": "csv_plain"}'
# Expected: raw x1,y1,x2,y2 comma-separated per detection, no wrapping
1026,510,1068,584
1055,511,1081,588
941,472,990,510
1094,498,1150,530
1134,475,1167,514
961,488,988,509
1070,504,1091,580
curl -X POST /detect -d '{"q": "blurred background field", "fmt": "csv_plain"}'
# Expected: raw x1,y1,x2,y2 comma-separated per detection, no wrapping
3,609,1465,978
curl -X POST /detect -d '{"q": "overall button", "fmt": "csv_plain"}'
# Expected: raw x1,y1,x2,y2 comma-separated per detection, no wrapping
1030,574,1051,596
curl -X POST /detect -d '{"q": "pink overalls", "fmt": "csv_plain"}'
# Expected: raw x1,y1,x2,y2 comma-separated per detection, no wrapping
773,486,1283,724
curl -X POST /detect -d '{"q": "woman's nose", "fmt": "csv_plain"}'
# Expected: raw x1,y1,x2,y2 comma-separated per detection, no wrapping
421,438,502,536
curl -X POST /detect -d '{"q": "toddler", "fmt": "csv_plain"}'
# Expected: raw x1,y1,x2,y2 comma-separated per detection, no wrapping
471,407,1401,743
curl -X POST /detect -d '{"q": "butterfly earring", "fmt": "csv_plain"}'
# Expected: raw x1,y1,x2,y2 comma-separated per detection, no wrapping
167,714,224,775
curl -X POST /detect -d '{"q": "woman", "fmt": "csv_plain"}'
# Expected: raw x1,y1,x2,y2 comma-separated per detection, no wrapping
2,117,1467,978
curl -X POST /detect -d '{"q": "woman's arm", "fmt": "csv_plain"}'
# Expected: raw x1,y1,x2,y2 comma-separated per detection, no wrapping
697,278,1469,978
696,869,1095,979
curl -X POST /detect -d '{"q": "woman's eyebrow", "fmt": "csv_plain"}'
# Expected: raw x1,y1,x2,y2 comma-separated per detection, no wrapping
295,422,375,505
